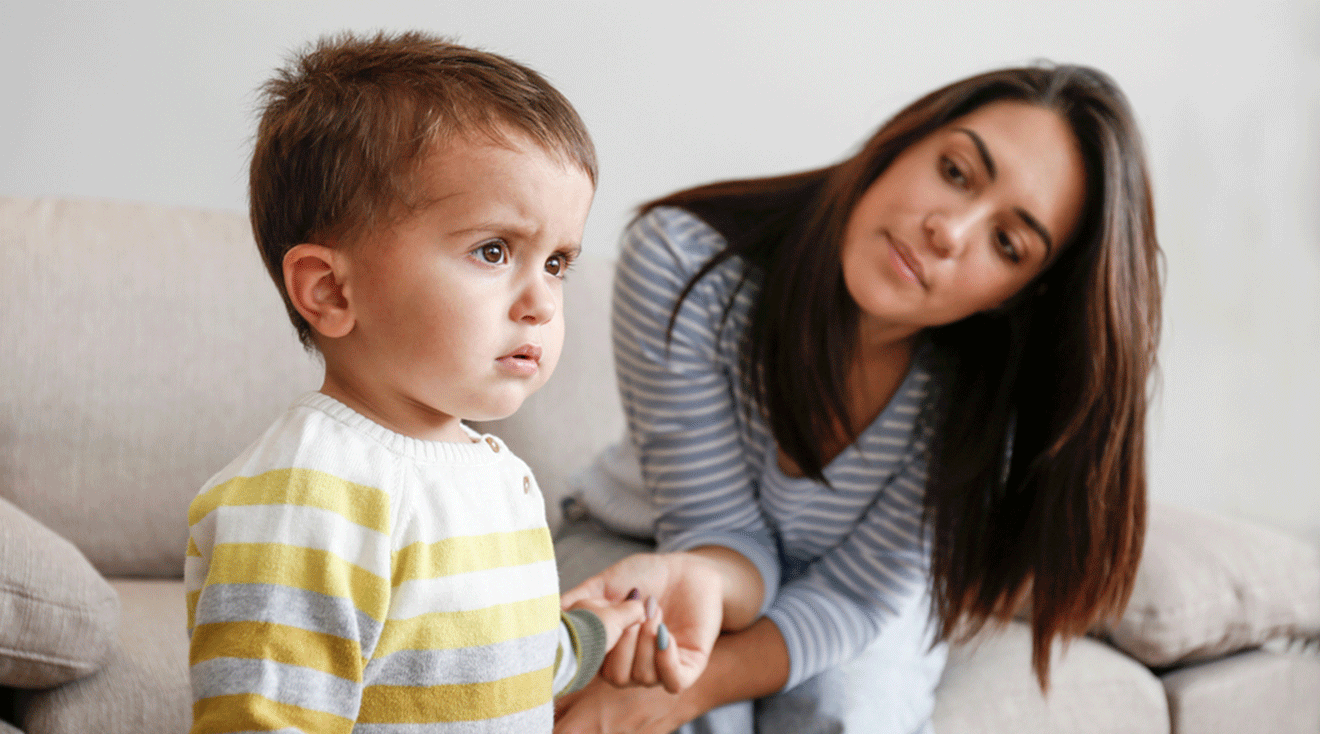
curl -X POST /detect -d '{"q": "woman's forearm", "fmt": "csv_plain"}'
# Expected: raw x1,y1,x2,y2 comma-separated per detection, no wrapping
688,545,766,631
685,617,790,716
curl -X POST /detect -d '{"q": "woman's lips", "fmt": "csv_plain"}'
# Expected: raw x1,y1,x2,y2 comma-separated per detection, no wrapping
496,344,542,377
886,233,927,288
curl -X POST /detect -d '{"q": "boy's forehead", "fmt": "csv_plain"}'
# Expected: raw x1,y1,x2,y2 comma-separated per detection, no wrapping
412,129,592,198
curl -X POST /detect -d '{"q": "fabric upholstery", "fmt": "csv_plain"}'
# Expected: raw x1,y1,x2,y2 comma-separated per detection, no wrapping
1104,503,1320,667
0,496,119,688
932,623,1169,734
0,197,322,577
1160,648,1320,734
18,579,190,734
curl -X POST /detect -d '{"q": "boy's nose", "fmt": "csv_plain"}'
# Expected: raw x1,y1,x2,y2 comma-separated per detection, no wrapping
513,275,557,324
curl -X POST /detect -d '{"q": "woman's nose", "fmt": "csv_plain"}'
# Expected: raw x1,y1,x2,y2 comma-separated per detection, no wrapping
925,208,979,258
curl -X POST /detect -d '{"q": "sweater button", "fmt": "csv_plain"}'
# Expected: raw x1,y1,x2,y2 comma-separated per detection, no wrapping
485,437,500,452
523,476,531,494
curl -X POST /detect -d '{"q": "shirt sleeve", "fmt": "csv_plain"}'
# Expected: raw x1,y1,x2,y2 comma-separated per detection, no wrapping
552,609,608,697
763,420,934,689
185,470,393,734
611,207,780,617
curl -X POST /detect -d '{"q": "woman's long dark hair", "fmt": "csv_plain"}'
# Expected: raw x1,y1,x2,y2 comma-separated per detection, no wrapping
643,64,1161,687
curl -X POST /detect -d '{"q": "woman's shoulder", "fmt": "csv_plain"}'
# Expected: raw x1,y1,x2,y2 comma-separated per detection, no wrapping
621,206,731,279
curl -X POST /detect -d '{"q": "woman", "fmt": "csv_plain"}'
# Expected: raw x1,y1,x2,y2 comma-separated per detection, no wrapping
556,63,1161,734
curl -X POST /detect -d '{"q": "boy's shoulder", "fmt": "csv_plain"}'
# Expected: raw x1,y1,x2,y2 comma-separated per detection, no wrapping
193,392,396,508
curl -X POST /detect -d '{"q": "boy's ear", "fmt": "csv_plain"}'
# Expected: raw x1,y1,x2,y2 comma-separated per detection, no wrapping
283,244,354,339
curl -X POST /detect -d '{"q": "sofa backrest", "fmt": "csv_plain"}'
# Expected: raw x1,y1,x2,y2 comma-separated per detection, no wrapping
0,196,623,577
0,197,322,577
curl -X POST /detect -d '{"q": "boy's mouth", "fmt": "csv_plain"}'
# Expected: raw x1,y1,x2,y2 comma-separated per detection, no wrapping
496,344,542,376
504,344,542,364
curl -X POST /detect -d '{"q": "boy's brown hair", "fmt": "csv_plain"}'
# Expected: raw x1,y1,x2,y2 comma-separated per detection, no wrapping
250,30,598,348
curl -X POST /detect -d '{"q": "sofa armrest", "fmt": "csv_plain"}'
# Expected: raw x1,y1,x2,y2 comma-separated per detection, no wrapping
1101,503,1320,668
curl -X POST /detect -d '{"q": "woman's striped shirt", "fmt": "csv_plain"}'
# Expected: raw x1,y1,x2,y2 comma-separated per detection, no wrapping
613,206,938,690
186,392,596,733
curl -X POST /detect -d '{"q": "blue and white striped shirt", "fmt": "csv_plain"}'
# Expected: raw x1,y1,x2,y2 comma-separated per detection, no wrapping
612,206,937,690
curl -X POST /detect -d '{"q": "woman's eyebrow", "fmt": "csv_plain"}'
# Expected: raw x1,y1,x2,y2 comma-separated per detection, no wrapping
1015,207,1054,258
955,127,1055,257
954,128,996,180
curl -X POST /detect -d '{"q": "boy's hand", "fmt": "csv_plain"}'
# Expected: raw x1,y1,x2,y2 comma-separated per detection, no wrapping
566,595,646,652
562,552,723,694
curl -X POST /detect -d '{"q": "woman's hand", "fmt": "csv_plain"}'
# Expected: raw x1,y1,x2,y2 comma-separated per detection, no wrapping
561,551,723,693
554,674,700,734
554,617,791,734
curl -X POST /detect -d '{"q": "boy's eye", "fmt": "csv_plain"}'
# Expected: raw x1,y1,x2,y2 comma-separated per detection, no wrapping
477,241,507,265
545,252,574,278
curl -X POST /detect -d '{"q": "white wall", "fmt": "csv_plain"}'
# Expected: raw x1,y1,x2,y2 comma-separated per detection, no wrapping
3,0,1318,544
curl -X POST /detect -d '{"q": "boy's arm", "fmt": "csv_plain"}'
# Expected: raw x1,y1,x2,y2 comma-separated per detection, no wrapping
552,599,647,697
186,471,391,733
553,609,609,696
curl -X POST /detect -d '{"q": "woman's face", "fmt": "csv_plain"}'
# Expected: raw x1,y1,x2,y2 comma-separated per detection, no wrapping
841,101,1086,338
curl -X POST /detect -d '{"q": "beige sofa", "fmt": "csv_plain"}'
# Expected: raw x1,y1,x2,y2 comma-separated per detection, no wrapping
1,196,1317,734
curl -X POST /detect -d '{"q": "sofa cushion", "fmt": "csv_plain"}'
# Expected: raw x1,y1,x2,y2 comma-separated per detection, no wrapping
1103,504,1320,667
0,497,120,688
17,579,190,734
932,622,1169,734
1160,648,1320,734
0,197,322,577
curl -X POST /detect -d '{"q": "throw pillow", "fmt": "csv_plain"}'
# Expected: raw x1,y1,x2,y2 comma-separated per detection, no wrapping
1103,503,1320,667
0,496,121,687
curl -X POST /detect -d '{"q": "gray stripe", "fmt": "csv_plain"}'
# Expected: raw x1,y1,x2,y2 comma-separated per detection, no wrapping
350,704,550,733
364,629,557,686
194,583,382,654
192,656,360,719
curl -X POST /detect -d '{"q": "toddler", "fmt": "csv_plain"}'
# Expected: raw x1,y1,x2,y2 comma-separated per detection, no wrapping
186,31,644,733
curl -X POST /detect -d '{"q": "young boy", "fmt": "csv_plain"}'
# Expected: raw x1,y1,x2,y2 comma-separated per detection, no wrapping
185,31,645,733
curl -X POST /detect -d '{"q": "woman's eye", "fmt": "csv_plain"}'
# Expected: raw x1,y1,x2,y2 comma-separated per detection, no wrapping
994,230,1021,263
476,241,507,265
940,156,969,188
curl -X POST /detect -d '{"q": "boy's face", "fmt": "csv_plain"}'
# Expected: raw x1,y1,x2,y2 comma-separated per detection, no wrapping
326,131,594,442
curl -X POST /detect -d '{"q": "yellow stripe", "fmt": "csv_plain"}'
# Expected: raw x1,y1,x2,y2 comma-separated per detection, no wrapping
192,693,353,734
189,468,390,534
359,667,553,723
392,527,554,584
186,589,200,633
190,620,363,682
187,537,201,557
205,543,389,622
374,594,559,657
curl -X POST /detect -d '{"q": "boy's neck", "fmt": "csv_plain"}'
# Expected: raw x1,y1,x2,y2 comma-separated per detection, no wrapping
318,371,474,444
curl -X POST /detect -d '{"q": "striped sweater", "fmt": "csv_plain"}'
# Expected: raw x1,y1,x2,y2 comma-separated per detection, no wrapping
612,206,937,690
186,392,601,733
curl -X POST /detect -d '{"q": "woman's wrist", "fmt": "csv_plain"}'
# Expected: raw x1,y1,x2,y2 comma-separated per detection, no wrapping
688,617,791,713
685,546,765,630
